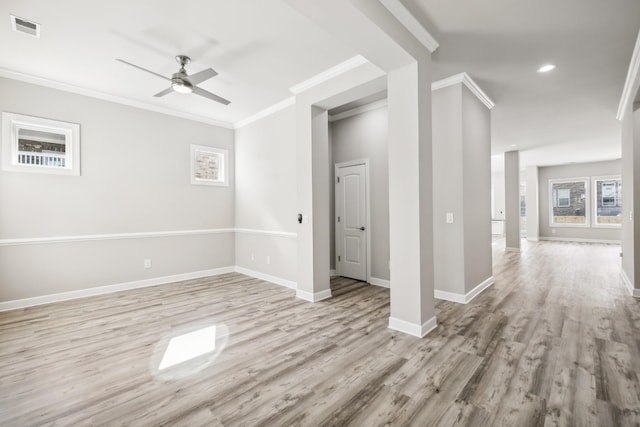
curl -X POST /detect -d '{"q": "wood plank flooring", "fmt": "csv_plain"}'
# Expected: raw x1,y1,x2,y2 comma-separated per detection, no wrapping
1,240,639,426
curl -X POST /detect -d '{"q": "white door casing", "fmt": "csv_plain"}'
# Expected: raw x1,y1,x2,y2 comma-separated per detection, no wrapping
335,161,368,281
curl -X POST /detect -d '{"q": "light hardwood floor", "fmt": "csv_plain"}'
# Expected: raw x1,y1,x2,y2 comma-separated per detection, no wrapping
1,240,639,426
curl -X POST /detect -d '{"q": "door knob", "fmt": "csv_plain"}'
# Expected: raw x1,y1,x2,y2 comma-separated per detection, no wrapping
360,226,365,231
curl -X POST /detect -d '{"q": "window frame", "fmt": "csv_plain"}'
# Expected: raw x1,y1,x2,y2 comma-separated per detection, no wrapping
548,177,590,228
1,112,80,176
592,175,622,228
190,144,229,187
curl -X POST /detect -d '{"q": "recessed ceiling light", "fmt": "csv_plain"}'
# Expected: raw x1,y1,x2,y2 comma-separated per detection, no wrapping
537,64,556,73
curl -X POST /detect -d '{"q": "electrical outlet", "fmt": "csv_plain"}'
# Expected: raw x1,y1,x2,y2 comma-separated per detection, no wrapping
144,259,152,269
266,255,271,265
251,253,255,261
446,213,454,224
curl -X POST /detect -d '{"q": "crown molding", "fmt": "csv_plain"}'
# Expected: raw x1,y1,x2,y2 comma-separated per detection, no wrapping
0,69,234,129
378,0,439,53
432,72,495,110
289,55,369,95
234,97,295,129
616,29,640,121
328,98,388,122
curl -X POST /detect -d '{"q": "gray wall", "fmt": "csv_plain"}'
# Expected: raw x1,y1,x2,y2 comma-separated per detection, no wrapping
432,86,465,293
621,105,640,289
330,105,389,281
0,77,235,301
504,151,521,250
432,84,492,296
538,159,622,241
634,107,640,289
461,86,492,293
234,105,297,282
492,170,506,220
621,108,634,284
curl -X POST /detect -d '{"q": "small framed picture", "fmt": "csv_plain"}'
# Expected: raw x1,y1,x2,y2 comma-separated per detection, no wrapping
190,144,228,186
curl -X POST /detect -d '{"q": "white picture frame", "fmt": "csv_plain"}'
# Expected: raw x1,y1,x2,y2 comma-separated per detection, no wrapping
190,144,228,186
2,112,80,176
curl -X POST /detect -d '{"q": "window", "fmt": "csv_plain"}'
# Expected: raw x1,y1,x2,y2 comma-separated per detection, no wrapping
549,178,589,227
556,189,570,207
593,176,622,227
2,112,80,176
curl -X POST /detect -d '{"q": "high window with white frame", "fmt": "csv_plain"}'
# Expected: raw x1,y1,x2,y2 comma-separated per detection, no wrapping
1,112,80,176
593,176,622,227
549,178,589,227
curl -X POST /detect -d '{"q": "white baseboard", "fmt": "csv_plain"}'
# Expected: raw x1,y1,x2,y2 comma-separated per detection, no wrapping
621,269,639,297
466,276,495,302
527,237,539,242
388,316,437,338
369,277,390,288
330,269,338,277
0,267,235,312
234,266,297,289
539,237,621,245
434,289,466,304
435,276,494,304
296,288,332,302
505,247,520,252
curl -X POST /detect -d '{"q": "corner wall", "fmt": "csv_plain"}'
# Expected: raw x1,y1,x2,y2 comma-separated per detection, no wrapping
432,83,492,299
234,105,298,284
0,77,235,302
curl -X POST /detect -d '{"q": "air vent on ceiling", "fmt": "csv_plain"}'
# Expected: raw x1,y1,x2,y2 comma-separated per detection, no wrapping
10,15,40,38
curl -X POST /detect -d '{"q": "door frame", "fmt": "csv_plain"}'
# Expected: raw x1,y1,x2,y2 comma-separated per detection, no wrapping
334,158,371,283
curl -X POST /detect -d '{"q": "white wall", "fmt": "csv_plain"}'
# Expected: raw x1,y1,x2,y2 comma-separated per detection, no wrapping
330,105,389,281
234,105,298,283
0,77,235,302
538,159,622,242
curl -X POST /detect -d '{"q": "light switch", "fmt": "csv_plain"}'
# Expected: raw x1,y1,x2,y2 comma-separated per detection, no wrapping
446,213,454,223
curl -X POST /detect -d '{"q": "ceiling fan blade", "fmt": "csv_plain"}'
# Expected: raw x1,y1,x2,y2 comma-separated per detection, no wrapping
153,87,174,97
188,68,218,86
192,86,230,105
116,59,170,82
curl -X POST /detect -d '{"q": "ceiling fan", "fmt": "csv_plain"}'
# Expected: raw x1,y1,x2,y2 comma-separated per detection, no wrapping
116,55,230,105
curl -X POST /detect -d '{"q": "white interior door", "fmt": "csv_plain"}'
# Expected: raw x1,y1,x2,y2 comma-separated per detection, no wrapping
335,163,367,281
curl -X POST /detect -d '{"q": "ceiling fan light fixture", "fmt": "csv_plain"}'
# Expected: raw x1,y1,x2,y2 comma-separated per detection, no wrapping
172,79,192,94
537,64,556,73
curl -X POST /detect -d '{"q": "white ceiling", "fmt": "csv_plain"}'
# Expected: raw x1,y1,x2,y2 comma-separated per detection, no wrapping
404,0,640,168
0,0,357,126
1,0,639,169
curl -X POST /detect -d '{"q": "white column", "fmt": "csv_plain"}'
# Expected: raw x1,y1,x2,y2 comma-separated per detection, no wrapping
387,59,436,337
295,104,331,302
504,151,520,251
525,166,540,241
